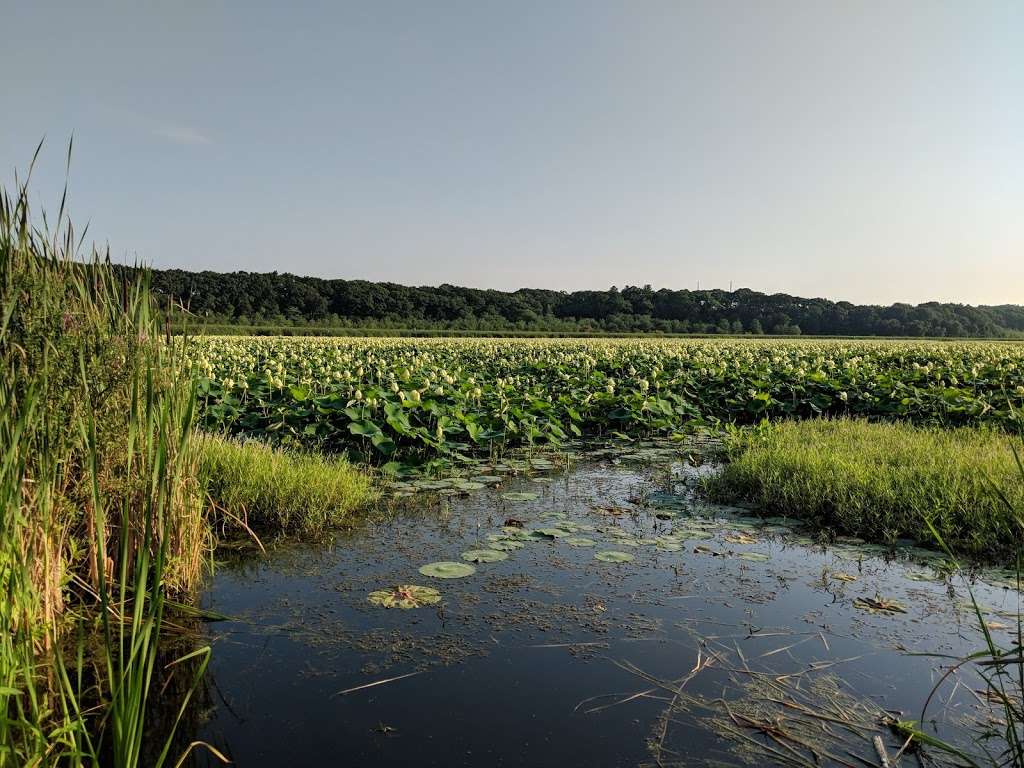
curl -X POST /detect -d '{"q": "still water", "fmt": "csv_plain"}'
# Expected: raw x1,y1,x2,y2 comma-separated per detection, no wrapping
185,446,1017,766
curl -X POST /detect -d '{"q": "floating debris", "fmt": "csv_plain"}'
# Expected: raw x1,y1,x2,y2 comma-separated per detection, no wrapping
367,585,442,609
853,596,907,615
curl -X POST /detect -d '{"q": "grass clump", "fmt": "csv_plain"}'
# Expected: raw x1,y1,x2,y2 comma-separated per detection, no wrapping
199,435,378,535
705,418,1024,561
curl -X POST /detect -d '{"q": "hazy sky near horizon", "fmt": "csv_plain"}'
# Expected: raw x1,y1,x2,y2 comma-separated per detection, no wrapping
2,1,1022,306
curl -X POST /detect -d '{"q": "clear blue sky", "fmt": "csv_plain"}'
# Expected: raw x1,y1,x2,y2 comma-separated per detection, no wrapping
3,1,1021,305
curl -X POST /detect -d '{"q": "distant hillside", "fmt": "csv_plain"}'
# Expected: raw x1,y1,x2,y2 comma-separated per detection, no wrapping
147,268,1024,338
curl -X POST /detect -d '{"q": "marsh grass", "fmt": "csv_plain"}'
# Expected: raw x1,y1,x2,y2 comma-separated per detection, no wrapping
199,434,378,535
705,418,1024,560
0,151,214,766
905,439,1024,767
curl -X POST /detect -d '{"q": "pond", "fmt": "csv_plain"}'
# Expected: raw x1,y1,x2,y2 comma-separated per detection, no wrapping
183,441,1019,767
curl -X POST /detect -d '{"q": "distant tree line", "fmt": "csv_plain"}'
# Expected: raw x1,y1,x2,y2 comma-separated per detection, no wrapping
144,268,1024,338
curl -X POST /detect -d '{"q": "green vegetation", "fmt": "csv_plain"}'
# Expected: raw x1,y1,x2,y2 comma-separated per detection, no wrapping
705,419,1024,561
1,163,209,765
0,163,380,766
148,267,1024,337
194,336,1024,461
910,440,1024,766
199,434,377,534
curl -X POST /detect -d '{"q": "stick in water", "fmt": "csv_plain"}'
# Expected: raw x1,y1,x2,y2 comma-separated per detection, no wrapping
334,670,424,697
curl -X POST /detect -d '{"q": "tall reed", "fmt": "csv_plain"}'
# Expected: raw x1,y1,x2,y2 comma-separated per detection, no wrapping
0,152,212,766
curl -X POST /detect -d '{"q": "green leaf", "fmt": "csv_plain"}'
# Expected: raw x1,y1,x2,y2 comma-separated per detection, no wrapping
594,551,634,563
419,561,476,579
461,549,508,563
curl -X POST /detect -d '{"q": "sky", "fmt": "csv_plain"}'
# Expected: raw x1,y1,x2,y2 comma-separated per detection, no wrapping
2,1,1022,306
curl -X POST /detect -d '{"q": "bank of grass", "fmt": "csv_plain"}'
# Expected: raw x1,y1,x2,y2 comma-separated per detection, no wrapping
199,435,378,535
705,419,1024,561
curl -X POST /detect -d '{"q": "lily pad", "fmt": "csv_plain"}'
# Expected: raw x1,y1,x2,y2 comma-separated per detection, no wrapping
532,527,571,539
419,561,476,579
594,551,634,563
501,492,539,502
413,480,453,491
564,537,596,547
461,549,509,563
737,552,770,562
487,540,525,552
725,533,758,545
368,585,442,609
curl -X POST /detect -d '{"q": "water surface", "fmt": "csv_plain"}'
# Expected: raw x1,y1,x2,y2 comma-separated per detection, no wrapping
188,445,1017,766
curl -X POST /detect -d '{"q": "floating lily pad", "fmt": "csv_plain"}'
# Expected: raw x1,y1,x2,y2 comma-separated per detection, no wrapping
532,527,570,538
501,492,539,502
453,481,486,491
487,540,525,552
413,480,453,491
737,552,770,562
461,549,508,563
595,551,634,563
368,585,442,609
564,537,596,547
504,530,538,542
471,475,503,484
419,561,476,579
725,533,758,545
602,527,631,538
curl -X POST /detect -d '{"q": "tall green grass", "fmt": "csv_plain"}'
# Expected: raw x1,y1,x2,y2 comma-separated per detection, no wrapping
906,441,1024,766
199,434,378,535
706,418,1024,560
0,154,212,766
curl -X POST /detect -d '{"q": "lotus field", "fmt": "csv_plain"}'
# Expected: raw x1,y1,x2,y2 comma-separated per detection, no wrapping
193,337,1024,460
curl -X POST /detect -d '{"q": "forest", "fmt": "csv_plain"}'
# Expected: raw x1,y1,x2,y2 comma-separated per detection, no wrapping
147,267,1024,337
